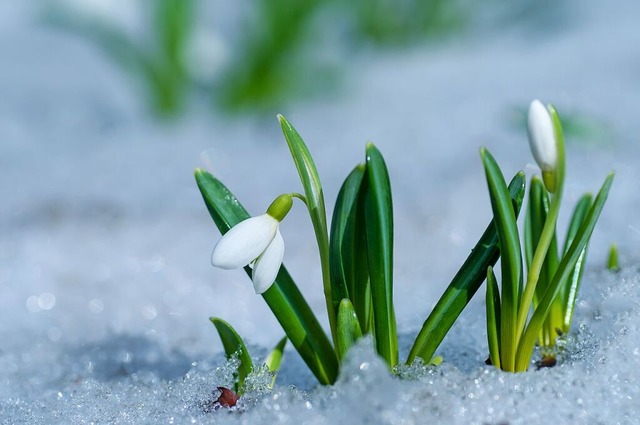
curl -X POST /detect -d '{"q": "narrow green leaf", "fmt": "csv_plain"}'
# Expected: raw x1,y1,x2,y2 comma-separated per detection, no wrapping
264,336,288,373
264,336,288,389
562,194,593,255
407,172,526,364
516,173,614,371
336,299,363,360
560,193,593,332
480,148,523,372
524,202,533,268
527,176,561,347
329,164,371,333
195,169,339,385
486,267,501,369
155,0,192,69
363,143,398,367
277,115,336,345
607,243,619,272
210,317,253,394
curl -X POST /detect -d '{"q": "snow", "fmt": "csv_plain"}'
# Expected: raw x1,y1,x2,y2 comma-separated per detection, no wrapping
2,1,640,423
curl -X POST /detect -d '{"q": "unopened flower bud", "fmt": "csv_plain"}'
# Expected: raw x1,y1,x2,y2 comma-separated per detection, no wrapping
527,99,558,192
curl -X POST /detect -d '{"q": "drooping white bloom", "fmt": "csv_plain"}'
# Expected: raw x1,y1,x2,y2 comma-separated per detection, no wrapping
527,99,557,172
211,194,292,294
527,99,558,192
251,229,285,294
211,213,284,294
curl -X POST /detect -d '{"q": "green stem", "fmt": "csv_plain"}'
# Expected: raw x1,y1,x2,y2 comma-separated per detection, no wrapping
278,115,338,348
515,105,566,344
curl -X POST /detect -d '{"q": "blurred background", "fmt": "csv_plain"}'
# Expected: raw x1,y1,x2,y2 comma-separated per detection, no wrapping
1,0,640,408
4,0,593,117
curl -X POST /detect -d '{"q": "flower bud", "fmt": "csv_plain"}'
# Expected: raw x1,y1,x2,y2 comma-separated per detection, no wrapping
527,99,558,192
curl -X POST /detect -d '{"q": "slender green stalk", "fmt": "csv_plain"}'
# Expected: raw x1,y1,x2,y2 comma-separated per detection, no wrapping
559,194,592,333
515,106,566,344
278,115,337,347
515,173,614,370
486,267,501,369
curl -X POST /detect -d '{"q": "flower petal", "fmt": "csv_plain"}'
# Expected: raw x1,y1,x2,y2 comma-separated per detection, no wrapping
211,214,278,269
251,229,284,294
527,99,557,171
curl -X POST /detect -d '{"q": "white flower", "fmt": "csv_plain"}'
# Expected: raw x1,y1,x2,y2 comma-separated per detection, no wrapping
527,99,558,192
211,213,284,294
527,99,557,172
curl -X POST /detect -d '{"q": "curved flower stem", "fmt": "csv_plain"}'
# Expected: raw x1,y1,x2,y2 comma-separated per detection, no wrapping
515,105,566,345
291,192,308,205
279,115,338,347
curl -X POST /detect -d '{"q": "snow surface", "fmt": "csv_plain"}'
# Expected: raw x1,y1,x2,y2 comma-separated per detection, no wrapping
2,1,640,424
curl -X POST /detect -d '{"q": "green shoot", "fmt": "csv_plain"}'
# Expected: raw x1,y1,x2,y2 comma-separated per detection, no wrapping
483,100,614,371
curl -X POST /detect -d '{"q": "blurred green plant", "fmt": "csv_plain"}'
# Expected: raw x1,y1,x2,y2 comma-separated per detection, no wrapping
45,0,195,117
196,115,525,387
215,0,327,112
346,0,468,46
44,0,481,117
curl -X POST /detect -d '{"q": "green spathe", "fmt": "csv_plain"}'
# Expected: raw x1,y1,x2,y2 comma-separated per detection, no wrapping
267,194,293,221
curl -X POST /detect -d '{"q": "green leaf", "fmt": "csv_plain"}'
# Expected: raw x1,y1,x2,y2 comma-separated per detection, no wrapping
155,0,192,70
407,171,526,364
278,115,336,345
480,148,523,372
329,164,371,333
264,336,288,373
363,143,398,367
336,299,363,360
264,336,288,389
210,317,253,394
607,243,619,272
195,169,339,385
516,172,614,371
486,267,501,369
560,193,593,332
526,176,561,347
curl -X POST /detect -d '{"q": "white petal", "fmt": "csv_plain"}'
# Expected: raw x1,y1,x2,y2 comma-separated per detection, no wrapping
211,214,278,269
251,229,284,294
527,99,557,171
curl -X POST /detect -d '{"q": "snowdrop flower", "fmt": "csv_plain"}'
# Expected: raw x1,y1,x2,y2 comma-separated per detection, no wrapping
211,194,293,294
527,99,558,192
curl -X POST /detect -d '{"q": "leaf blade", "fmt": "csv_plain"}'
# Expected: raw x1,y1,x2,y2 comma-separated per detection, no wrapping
480,148,523,371
210,317,253,394
278,115,336,345
486,267,501,369
406,172,525,364
363,143,398,367
336,299,363,360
